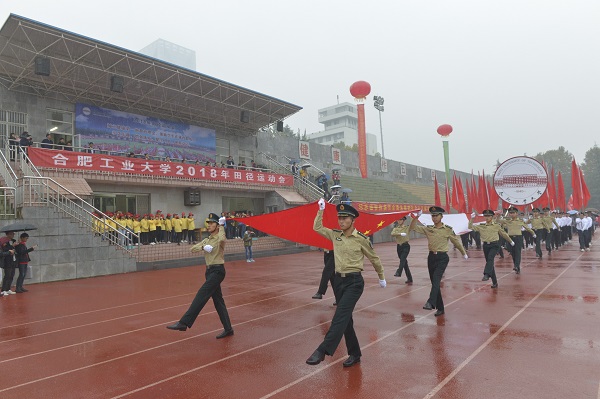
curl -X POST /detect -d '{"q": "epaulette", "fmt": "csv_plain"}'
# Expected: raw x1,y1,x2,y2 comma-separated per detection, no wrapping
357,231,368,239
426,225,434,228
332,229,342,233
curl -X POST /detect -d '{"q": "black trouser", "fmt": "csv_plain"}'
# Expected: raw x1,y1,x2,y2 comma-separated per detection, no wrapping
584,229,592,248
395,243,412,281
482,242,499,285
510,235,523,271
578,230,586,249
318,272,364,357
471,231,481,249
1,266,15,291
545,230,553,253
427,252,449,311
16,263,27,290
534,229,545,257
552,229,560,249
180,265,232,331
317,251,335,295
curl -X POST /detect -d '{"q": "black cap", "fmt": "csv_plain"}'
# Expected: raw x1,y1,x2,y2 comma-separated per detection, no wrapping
542,207,550,211
482,209,494,216
508,207,518,213
532,208,540,212
337,203,359,218
429,206,445,215
400,216,407,220
205,213,220,223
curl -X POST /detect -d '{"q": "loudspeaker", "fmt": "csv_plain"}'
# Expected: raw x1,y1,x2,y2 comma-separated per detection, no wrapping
34,57,50,76
110,75,124,93
276,121,284,132
240,110,250,123
184,189,201,206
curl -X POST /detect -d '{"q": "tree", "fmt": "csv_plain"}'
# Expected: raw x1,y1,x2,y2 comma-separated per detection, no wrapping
581,144,600,209
534,146,574,197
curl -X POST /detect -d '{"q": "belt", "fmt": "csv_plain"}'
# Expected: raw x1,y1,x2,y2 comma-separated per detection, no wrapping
335,271,361,277
429,251,447,255
483,241,499,245
206,264,224,269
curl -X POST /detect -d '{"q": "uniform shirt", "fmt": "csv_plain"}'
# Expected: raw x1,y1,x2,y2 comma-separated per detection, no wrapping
542,215,560,230
391,225,410,245
528,216,550,231
313,209,384,279
468,221,512,243
412,223,467,255
191,225,226,265
498,218,535,236
188,217,195,231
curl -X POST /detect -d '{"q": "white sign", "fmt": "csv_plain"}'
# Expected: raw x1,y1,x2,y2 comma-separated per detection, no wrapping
493,156,547,205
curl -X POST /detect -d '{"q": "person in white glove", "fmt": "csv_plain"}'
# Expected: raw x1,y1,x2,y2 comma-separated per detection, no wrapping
390,216,413,283
168,212,234,339
497,207,535,274
468,209,514,288
307,201,385,368
409,206,467,316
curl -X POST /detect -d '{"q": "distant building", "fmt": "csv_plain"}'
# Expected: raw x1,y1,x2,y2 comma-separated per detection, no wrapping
139,39,196,70
307,102,378,156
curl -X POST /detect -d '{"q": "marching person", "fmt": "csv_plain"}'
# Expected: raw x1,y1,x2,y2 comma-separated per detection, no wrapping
499,207,536,274
527,208,551,258
391,216,413,284
311,249,336,304
541,207,560,255
469,210,514,288
167,213,233,339
409,206,468,316
306,200,386,368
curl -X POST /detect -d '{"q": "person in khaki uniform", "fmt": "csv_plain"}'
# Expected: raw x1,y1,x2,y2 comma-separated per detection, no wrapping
527,208,551,258
167,213,233,339
306,201,386,368
498,207,536,274
391,216,412,283
469,210,514,288
409,206,467,316
541,207,561,255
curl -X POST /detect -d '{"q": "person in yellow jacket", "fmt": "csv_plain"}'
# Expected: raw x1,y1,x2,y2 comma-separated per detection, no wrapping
180,212,189,243
125,214,134,247
148,214,157,245
140,214,149,245
165,214,173,243
157,214,166,243
187,213,196,244
172,214,183,245
106,212,117,245
132,215,141,246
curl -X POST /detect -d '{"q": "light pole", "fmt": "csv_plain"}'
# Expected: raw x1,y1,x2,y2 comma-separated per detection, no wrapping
373,96,385,158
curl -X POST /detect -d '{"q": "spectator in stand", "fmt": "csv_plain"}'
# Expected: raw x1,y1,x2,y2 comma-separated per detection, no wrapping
340,192,351,205
65,141,73,151
85,142,95,153
251,160,257,170
299,167,308,181
226,156,235,169
332,171,341,185
41,133,54,149
19,132,31,162
291,162,299,176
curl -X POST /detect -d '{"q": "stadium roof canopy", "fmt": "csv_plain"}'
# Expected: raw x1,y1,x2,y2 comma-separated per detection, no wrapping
0,14,302,135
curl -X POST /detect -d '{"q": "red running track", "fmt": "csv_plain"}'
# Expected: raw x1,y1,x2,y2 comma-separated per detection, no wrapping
1,238,599,399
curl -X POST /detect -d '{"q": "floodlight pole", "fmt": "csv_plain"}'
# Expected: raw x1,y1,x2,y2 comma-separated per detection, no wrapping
373,96,385,159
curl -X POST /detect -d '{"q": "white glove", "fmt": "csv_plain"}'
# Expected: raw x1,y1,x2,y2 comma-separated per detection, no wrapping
510,241,515,246
400,233,407,237
533,234,537,238
463,254,469,259
218,216,226,226
203,244,213,253
318,198,326,210
379,279,387,288
471,212,477,218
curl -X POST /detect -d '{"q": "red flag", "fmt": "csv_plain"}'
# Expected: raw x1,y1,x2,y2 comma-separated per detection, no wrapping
571,159,582,209
478,172,488,210
456,176,467,213
487,179,499,210
547,167,556,210
580,168,591,208
451,172,464,212
567,194,574,210
434,174,441,207
557,172,566,211
445,177,451,212
234,201,416,250
470,173,479,212
465,179,472,212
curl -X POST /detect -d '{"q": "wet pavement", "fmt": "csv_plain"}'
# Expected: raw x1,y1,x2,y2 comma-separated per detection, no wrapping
1,238,599,398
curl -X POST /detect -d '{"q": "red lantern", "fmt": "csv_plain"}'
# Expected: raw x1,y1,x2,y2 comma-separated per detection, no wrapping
350,81,371,99
437,124,453,137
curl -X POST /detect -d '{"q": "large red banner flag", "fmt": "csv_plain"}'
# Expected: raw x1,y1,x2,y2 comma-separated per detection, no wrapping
434,174,441,206
445,178,451,212
571,159,582,209
234,201,417,250
580,168,591,208
557,172,566,212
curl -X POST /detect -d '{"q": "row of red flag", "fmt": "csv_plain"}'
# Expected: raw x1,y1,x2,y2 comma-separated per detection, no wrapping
433,159,591,213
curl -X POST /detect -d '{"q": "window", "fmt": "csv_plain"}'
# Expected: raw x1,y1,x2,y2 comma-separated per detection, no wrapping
431,170,436,180
400,163,406,176
46,108,73,146
0,109,27,146
216,138,229,164
417,166,423,179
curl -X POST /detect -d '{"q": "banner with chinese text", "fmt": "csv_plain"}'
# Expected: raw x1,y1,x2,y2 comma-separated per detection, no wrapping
28,148,293,187
299,141,310,160
352,201,432,213
332,147,341,164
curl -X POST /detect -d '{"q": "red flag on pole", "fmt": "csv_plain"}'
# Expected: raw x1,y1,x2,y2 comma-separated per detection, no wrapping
571,159,583,209
456,176,467,213
434,174,441,207
470,173,478,212
487,178,499,210
580,168,591,208
445,177,451,212
557,171,566,211
465,179,472,213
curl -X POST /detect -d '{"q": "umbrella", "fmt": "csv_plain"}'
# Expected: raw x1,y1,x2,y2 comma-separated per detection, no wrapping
567,210,579,215
585,207,599,213
341,188,353,193
301,164,311,168
0,222,38,232
330,185,342,190
332,168,341,172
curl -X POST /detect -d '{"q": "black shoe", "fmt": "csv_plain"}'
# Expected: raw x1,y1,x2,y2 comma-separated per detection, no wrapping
491,283,498,288
482,275,490,281
515,270,521,274
19,287,28,292
423,302,433,310
312,293,323,299
166,322,188,331
306,349,325,365
343,355,361,367
513,267,517,272
394,270,401,277
434,310,445,317
405,280,413,284
216,329,234,339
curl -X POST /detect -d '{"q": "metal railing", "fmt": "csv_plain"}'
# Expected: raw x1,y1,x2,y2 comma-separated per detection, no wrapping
0,148,18,218
258,152,324,202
